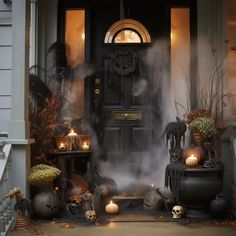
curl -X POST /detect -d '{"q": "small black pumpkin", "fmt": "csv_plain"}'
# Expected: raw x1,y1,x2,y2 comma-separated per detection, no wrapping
210,193,228,218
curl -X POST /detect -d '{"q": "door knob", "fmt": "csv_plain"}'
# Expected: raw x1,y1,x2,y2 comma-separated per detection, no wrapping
95,88,100,95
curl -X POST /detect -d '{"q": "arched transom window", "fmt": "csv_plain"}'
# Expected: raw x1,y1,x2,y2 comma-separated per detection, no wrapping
104,19,151,44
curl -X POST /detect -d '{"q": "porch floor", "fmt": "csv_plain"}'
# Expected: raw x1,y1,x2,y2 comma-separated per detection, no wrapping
9,220,236,236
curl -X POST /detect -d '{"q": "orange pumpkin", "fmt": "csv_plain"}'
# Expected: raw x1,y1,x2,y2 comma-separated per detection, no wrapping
182,146,205,164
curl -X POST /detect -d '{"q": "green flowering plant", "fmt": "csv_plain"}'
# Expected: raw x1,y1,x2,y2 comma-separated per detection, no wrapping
28,164,61,186
188,117,217,138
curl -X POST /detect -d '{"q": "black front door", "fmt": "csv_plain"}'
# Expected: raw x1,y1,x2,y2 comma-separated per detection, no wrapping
102,45,152,170
90,0,168,173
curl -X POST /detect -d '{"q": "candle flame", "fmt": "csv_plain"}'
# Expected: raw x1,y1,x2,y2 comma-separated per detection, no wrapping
82,141,89,150
70,129,74,134
109,200,113,204
54,186,59,193
189,154,197,159
82,33,85,40
151,184,154,188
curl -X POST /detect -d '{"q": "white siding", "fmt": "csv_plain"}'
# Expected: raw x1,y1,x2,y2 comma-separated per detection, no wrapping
0,70,11,95
0,96,11,108
0,47,11,69
0,109,10,132
0,1,12,132
0,26,12,45
0,2,12,11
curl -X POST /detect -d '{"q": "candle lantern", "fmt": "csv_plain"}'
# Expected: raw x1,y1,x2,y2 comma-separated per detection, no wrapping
55,137,67,151
58,142,67,151
66,129,80,151
185,154,199,167
79,135,91,151
105,200,119,214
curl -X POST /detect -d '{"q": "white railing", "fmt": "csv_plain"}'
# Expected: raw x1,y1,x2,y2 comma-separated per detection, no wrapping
0,141,14,236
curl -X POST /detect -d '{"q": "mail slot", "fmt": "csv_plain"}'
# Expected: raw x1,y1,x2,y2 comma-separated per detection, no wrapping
112,111,142,121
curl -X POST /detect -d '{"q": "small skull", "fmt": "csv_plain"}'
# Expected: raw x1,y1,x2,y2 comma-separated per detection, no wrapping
172,205,184,219
169,147,181,163
203,160,213,168
84,210,96,222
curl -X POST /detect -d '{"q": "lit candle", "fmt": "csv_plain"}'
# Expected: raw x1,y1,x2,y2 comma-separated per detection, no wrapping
53,186,59,193
82,141,90,150
58,142,66,151
105,201,119,215
66,129,80,151
185,154,198,167
68,129,78,136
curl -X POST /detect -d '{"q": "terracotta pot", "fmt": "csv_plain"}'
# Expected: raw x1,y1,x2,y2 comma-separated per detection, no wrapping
192,132,204,145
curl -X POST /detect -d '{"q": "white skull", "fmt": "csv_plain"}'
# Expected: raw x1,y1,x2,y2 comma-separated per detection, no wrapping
84,210,96,221
172,205,184,219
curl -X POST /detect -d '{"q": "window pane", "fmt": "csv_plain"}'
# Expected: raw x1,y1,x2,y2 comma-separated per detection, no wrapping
104,19,151,43
171,8,190,115
114,29,141,43
65,9,85,68
65,9,85,118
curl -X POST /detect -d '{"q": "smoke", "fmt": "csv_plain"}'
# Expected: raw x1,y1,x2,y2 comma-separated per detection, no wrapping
98,40,176,191
44,40,186,192
43,35,228,193
45,42,94,120
132,78,147,96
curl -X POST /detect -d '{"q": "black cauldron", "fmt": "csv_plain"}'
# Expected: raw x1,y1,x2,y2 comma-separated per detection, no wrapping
179,167,222,218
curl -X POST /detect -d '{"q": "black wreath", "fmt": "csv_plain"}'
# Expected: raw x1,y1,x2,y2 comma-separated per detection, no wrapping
112,50,137,76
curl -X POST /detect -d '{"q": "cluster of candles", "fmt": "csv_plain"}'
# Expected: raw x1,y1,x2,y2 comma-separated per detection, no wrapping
58,129,91,151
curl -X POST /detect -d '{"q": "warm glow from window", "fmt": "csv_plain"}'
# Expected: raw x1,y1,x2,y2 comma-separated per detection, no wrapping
171,8,190,116
104,19,151,43
65,10,85,68
114,29,141,43
65,9,85,118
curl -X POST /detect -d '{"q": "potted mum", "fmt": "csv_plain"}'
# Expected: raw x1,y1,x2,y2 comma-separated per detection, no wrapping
188,117,217,145
28,164,61,219
28,164,61,189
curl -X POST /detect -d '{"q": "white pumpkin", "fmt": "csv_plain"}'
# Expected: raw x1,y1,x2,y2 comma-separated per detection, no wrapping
105,201,119,214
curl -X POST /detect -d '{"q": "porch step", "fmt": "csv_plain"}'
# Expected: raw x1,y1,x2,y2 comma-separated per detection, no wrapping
111,195,144,200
